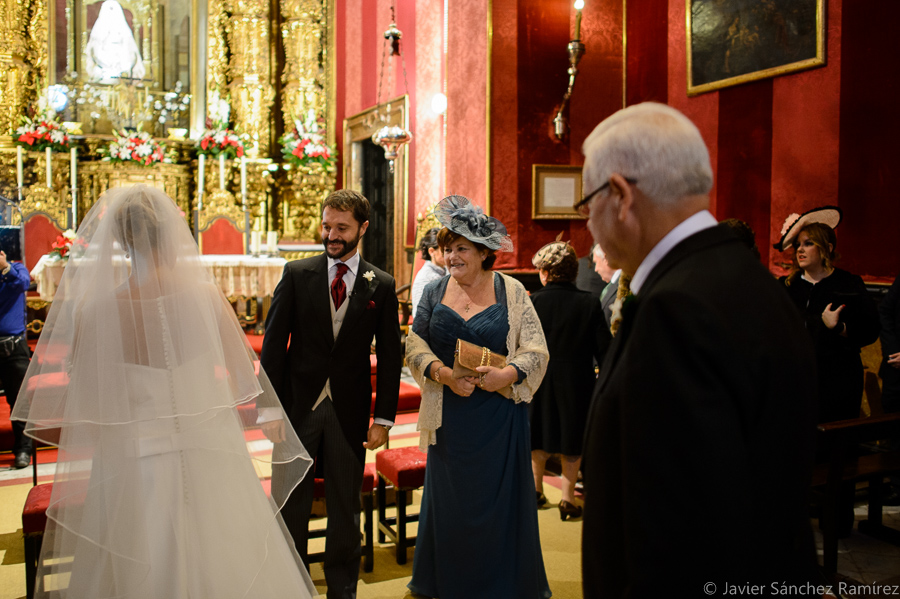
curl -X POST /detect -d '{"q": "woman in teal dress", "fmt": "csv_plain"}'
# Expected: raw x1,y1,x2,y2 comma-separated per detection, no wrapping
406,195,551,599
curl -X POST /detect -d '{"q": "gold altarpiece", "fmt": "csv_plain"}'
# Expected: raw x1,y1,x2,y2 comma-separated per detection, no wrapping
0,0,336,250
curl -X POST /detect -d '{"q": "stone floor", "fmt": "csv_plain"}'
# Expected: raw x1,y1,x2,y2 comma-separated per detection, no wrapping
813,501,900,598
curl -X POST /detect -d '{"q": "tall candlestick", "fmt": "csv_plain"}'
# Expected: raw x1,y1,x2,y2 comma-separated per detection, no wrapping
574,0,584,40
267,231,278,254
240,156,247,206
70,147,78,228
45,147,52,188
16,147,23,189
219,154,226,190
198,153,206,210
251,231,261,255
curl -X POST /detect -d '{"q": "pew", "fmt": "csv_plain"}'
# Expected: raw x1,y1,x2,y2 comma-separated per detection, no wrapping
811,411,900,575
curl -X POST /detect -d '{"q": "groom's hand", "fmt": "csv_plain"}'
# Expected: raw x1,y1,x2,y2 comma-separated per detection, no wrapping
363,423,389,450
261,419,286,444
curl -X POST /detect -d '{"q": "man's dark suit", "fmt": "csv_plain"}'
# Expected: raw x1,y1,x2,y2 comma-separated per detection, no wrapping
261,253,401,597
576,255,608,300
582,225,819,598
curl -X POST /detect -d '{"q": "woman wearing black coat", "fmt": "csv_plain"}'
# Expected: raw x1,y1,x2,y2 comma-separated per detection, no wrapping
529,240,610,520
775,208,879,423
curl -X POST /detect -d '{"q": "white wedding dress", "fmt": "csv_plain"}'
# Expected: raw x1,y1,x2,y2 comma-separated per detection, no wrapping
13,186,315,598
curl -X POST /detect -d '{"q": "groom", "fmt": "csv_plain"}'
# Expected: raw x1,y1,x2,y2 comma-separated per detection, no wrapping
261,189,401,599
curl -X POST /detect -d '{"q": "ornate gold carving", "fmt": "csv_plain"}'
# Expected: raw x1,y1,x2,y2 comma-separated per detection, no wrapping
279,162,333,242
78,161,193,224
11,151,76,228
0,0,39,135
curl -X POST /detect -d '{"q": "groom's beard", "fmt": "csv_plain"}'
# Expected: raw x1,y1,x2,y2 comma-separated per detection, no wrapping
325,232,362,260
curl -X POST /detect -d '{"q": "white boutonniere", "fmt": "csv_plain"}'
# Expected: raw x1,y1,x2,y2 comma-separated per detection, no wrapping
363,270,376,288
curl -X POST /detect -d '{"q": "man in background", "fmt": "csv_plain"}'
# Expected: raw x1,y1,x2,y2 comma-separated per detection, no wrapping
0,248,32,468
575,244,608,300
579,102,818,597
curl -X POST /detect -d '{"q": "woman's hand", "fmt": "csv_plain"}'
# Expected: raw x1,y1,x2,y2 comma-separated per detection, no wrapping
822,303,845,330
446,372,476,397
888,352,900,370
474,365,518,393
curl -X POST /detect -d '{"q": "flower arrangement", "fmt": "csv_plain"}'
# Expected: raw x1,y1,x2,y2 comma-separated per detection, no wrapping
196,119,245,159
49,230,77,261
15,118,70,152
14,87,70,152
279,110,336,170
99,129,166,166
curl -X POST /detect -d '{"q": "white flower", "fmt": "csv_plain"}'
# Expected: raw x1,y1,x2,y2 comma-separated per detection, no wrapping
363,271,375,282
135,144,152,157
50,129,66,143
63,229,76,240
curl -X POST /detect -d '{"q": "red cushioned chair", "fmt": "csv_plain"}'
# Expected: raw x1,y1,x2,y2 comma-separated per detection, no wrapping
375,446,427,564
24,214,63,272
22,481,51,599
197,191,247,255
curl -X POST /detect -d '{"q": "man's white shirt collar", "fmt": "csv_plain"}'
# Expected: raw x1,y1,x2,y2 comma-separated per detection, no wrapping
328,251,360,275
630,210,717,295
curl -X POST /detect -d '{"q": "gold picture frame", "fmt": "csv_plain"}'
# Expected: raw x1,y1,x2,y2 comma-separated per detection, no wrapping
532,165,583,220
686,0,826,96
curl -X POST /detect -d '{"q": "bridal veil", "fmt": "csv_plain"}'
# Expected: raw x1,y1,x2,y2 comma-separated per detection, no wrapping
12,185,315,598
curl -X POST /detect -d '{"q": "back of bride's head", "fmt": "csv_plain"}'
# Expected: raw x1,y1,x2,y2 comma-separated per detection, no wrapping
110,186,181,265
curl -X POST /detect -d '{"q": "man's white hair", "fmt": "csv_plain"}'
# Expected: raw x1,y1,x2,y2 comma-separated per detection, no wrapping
582,102,713,206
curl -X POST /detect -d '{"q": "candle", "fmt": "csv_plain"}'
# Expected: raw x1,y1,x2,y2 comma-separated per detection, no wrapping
70,147,77,188
198,153,206,210
16,147,23,188
45,147,52,188
240,156,247,205
219,154,226,190
574,0,584,40
251,231,261,254
70,147,78,228
267,231,278,254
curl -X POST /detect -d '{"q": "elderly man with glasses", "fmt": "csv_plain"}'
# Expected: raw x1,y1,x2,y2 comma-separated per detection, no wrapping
579,103,819,598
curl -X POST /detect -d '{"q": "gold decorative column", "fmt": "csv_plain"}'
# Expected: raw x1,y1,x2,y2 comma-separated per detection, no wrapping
0,0,43,135
278,0,334,242
280,0,328,128
228,0,275,157
207,0,230,102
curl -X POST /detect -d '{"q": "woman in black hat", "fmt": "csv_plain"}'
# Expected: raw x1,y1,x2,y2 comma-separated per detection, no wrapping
405,195,551,599
776,207,879,423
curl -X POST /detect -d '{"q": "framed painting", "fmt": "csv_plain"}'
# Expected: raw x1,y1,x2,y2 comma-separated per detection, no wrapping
532,165,583,220
687,0,826,96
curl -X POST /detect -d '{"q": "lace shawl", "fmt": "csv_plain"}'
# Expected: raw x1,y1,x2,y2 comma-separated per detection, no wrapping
406,272,549,451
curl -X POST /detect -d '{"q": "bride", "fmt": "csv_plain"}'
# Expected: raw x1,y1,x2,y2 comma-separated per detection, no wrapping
12,185,316,598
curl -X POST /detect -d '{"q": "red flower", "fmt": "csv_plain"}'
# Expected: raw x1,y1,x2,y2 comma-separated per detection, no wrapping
236,146,244,157
201,138,209,150
367,300,376,310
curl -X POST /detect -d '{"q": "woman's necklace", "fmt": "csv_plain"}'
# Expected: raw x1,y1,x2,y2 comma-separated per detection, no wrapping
458,273,485,313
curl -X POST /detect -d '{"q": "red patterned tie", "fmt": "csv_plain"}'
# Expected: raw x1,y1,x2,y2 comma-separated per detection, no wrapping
331,262,350,309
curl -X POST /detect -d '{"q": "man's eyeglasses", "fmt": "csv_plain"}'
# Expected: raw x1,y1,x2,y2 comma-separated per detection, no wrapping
574,177,637,217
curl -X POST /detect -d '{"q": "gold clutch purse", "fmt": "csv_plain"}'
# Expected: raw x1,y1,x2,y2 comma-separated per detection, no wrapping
452,338,512,398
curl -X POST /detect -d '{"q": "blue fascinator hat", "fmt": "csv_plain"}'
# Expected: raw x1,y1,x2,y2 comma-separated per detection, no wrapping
433,194,514,252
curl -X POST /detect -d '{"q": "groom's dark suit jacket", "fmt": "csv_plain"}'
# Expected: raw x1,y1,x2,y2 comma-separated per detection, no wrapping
582,225,819,598
261,253,401,463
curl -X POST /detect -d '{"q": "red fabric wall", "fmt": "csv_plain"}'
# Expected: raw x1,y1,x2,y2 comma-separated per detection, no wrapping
492,0,625,267
337,0,899,280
